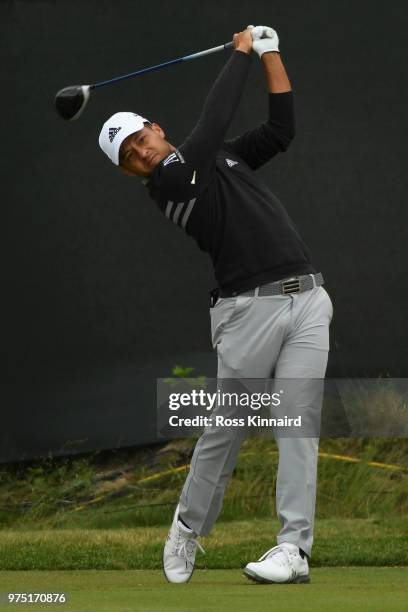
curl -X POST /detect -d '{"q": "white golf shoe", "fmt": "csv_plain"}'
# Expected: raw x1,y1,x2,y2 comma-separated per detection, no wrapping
244,542,310,584
163,506,205,583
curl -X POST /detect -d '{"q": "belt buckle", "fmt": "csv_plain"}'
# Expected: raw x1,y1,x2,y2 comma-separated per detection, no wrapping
281,277,301,295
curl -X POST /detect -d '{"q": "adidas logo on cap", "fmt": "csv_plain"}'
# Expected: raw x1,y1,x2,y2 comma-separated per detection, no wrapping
226,158,238,167
108,127,122,143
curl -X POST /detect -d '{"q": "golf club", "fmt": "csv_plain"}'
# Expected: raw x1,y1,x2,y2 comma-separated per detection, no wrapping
55,40,234,121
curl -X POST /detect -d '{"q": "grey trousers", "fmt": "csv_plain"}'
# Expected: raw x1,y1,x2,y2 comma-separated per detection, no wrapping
179,284,333,557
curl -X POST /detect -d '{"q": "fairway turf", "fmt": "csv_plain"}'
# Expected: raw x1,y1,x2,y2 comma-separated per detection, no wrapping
0,569,407,611
1,518,407,570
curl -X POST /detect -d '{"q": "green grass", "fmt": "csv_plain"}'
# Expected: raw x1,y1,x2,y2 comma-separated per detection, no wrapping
0,518,407,570
0,569,407,612
1,438,407,531
0,439,407,573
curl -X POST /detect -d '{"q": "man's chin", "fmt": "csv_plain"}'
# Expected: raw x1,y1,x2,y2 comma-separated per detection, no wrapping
150,153,162,168
139,152,168,176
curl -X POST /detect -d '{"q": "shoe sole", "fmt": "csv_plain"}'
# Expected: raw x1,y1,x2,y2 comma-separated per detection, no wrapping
243,567,310,584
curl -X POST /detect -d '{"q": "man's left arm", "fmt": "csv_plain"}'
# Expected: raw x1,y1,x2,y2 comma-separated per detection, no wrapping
224,28,296,170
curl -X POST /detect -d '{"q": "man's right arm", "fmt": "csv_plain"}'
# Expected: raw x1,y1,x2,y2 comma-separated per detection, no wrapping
153,30,254,202
180,50,252,164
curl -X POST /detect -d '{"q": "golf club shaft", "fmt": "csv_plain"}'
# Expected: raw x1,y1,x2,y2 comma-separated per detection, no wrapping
91,41,234,90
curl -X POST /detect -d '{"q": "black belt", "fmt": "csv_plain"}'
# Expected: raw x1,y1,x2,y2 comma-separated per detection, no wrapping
210,273,324,307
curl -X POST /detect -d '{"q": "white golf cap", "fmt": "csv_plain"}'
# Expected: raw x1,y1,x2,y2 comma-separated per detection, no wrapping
98,112,150,165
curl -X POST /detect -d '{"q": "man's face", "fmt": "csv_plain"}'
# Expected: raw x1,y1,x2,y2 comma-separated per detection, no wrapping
119,123,174,177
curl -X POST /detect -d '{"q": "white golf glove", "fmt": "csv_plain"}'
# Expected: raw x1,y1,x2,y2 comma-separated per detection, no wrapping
247,24,279,57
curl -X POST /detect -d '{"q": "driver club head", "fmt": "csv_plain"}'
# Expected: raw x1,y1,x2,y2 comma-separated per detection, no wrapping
55,85,91,121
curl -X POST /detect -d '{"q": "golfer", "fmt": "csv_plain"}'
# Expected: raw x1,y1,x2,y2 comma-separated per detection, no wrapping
99,25,333,584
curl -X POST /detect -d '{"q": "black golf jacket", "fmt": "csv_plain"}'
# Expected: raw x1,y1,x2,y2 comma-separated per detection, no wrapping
145,50,315,296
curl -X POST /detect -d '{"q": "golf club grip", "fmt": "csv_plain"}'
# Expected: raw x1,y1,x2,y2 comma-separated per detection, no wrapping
92,41,234,90
182,41,234,61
